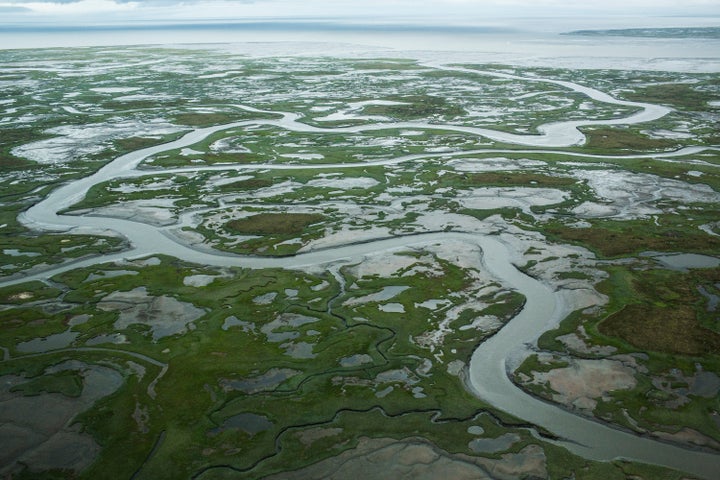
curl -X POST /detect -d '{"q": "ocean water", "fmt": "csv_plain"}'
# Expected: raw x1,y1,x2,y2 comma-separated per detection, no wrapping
1,17,719,71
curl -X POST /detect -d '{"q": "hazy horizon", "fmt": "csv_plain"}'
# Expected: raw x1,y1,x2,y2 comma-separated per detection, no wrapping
1,0,719,72
1,0,719,27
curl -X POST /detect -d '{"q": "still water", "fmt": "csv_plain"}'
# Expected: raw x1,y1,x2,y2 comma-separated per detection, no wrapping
1,17,720,71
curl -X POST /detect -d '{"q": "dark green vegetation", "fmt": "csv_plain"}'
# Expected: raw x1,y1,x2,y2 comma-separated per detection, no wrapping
10,369,84,397
0,233,125,276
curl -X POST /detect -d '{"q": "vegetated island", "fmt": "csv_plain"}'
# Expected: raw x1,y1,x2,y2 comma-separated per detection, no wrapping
564,27,720,39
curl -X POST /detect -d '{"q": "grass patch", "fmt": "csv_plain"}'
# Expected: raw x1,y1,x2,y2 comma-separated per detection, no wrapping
363,95,466,120
583,127,675,151
556,271,592,280
217,178,273,192
225,213,324,236
172,113,236,127
0,281,61,305
11,370,84,398
624,83,717,111
114,136,181,154
0,153,32,169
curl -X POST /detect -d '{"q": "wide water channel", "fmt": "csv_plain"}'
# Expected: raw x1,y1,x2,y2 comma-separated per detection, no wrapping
5,64,720,478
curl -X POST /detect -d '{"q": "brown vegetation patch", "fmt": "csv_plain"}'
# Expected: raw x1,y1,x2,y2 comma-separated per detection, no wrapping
0,154,31,168
173,112,235,126
114,137,169,153
600,304,720,356
226,213,324,236
295,427,343,447
461,172,576,187
583,127,675,151
624,83,716,111
218,178,273,192
547,224,720,257
264,437,546,480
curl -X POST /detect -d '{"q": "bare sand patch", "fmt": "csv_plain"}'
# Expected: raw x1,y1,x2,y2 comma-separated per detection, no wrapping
343,286,409,306
8,292,33,301
652,427,720,450
526,358,636,412
183,274,222,287
98,287,205,340
86,199,178,226
300,226,392,252
264,437,546,480
295,427,343,446
348,251,431,279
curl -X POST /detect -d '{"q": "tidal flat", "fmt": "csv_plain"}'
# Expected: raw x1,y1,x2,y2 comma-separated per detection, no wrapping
0,46,719,479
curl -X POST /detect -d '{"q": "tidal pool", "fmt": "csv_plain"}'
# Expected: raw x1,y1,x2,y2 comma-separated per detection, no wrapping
222,368,301,394
222,316,256,333
339,354,373,367
469,433,520,454
343,285,409,306
210,413,273,436
379,303,405,313
16,330,78,353
85,333,128,346
643,252,720,270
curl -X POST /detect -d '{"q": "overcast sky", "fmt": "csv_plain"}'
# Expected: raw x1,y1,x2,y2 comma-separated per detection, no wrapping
2,0,720,24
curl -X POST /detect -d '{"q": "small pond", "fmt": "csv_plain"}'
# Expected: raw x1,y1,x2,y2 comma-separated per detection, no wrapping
16,330,78,353
210,413,273,436
642,252,720,271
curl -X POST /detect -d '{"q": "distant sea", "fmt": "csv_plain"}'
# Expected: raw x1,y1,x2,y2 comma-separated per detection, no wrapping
1,17,719,72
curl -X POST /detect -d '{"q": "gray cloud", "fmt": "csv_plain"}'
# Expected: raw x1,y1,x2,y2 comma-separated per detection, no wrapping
8,0,83,3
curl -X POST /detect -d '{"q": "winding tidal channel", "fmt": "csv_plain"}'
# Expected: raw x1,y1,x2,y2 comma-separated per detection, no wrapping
5,64,720,478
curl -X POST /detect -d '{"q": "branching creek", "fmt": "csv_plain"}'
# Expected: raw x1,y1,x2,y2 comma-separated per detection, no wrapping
192,406,552,479
3,63,720,478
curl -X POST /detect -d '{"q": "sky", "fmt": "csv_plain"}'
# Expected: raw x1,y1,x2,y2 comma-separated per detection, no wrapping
2,0,720,25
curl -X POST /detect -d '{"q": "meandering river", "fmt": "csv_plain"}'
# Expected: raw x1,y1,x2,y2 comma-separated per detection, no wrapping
5,64,720,478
